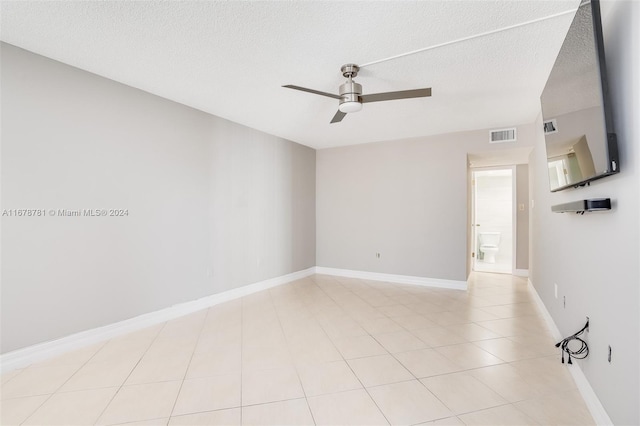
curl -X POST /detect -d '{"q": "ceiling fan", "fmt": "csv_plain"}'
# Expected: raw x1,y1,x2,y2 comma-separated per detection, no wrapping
283,64,431,123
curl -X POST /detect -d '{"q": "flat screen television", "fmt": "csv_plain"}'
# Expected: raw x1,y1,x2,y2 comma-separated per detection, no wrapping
540,0,618,192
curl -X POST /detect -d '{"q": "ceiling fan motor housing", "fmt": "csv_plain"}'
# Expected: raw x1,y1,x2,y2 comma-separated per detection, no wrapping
339,64,363,113
339,80,362,103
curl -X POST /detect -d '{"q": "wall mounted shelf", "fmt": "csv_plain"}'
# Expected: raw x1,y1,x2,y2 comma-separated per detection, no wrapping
552,198,611,214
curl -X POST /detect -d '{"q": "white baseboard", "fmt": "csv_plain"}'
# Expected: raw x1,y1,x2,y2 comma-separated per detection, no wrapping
527,279,561,340
514,269,529,277
315,267,467,291
527,279,613,426
0,267,315,373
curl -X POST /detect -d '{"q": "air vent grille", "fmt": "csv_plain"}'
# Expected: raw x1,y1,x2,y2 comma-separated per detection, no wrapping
544,119,558,134
489,128,517,143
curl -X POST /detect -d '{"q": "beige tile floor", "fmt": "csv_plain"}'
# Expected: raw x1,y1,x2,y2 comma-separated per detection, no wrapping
1,273,595,425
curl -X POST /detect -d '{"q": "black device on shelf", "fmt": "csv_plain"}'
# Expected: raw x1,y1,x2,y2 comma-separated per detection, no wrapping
551,198,611,214
540,0,619,192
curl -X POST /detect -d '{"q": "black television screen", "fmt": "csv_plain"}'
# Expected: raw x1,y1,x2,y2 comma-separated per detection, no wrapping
540,0,618,192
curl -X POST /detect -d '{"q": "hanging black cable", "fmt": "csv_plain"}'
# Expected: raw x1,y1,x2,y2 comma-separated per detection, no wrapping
555,319,589,364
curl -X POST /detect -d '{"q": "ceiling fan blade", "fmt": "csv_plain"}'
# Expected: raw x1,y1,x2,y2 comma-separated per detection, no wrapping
330,110,346,123
360,88,432,104
283,85,341,100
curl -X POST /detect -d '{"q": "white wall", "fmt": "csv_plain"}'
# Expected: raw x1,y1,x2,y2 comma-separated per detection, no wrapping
0,43,316,353
529,1,639,423
317,125,536,282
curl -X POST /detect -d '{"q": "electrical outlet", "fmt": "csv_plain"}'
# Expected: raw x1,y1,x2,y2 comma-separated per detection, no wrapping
554,283,558,299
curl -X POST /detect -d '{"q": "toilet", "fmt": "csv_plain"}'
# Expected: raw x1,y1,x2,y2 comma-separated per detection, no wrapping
479,232,501,263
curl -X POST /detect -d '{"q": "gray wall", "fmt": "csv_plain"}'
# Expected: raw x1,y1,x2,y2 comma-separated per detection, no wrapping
317,125,535,282
0,43,316,353
529,1,639,423
515,164,529,270
208,118,316,291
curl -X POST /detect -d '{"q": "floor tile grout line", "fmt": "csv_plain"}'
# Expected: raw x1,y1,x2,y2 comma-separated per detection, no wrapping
345,279,487,346
316,275,515,421
320,278,551,369
453,401,540,423
453,400,517,417
365,330,464,418
0,368,26,388
315,274,585,421
402,280,506,423
7,274,588,425
8,379,61,423
161,395,313,424
325,278,454,372
16,340,109,426
308,275,392,426
167,310,210,423
267,284,318,426
92,322,167,426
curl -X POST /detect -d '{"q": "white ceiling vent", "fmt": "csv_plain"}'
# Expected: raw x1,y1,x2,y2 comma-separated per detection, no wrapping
544,119,558,135
489,128,517,143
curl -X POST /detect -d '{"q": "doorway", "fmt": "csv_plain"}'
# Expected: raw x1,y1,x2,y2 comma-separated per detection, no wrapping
471,167,515,274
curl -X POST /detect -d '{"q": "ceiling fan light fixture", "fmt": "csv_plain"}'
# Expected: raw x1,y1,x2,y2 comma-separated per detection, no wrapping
338,78,362,113
339,101,362,113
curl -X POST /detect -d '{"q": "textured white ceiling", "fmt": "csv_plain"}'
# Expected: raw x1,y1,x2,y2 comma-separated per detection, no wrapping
0,1,580,149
